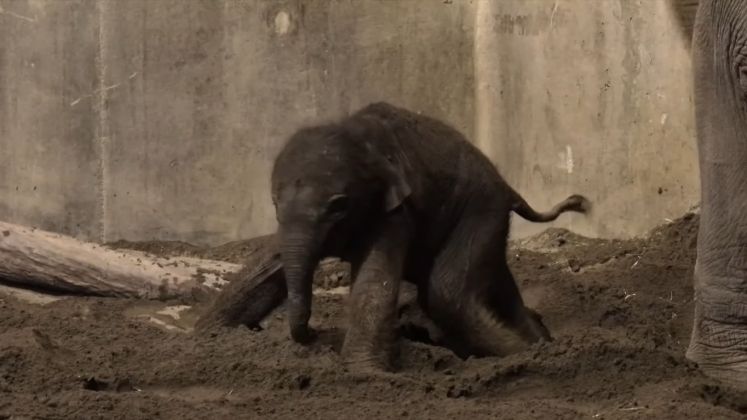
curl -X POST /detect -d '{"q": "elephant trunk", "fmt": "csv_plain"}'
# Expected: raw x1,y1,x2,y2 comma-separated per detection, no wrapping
279,227,321,344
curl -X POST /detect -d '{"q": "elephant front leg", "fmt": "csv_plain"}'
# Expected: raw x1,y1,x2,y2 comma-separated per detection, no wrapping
682,0,747,389
341,212,410,372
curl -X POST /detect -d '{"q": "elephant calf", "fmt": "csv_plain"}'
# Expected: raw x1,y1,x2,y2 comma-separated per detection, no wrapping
269,102,591,371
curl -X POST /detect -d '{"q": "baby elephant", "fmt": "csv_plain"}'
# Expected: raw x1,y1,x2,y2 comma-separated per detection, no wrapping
271,102,591,370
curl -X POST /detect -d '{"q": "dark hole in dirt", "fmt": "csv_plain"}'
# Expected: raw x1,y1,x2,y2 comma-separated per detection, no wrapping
82,377,108,392
696,384,747,414
82,377,138,393
397,323,436,346
297,374,312,390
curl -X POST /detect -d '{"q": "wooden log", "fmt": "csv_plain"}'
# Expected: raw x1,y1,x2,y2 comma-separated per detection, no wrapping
0,221,244,299
193,236,287,333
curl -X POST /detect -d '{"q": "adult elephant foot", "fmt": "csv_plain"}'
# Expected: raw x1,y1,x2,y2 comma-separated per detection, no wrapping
687,307,747,389
687,263,747,389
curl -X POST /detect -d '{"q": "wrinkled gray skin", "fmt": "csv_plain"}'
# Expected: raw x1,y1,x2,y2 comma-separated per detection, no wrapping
670,0,747,390
270,102,591,371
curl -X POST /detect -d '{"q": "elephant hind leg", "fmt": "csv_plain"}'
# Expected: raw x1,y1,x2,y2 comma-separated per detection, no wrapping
478,263,553,348
423,209,548,359
456,264,548,358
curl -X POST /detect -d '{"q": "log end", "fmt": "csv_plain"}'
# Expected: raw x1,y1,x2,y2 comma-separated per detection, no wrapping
193,241,287,335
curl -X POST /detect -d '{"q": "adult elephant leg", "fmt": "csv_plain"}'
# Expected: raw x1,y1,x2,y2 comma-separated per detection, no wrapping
685,0,747,389
340,209,411,372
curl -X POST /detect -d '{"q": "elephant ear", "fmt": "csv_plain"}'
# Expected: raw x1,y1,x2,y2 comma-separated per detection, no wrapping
380,157,412,212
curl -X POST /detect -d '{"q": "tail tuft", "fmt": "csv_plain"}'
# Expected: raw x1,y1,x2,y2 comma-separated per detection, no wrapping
564,194,592,214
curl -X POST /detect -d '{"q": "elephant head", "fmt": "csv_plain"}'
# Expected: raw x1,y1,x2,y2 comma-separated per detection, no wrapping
270,122,411,344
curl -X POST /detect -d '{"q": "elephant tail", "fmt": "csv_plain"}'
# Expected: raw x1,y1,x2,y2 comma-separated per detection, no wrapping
509,189,592,223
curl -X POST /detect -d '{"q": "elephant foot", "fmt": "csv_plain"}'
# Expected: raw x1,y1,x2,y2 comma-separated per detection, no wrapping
341,334,399,373
290,324,318,345
687,298,747,390
342,355,395,373
340,347,397,373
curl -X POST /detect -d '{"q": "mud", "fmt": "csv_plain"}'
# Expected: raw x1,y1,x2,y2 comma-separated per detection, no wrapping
3,212,747,419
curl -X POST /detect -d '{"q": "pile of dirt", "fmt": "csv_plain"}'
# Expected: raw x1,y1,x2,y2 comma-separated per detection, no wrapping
107,234,276,265
2,211,747,420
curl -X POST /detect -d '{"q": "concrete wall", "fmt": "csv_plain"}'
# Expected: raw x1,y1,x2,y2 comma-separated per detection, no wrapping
475,0,699,240
0,0,699,246
0,0,475,246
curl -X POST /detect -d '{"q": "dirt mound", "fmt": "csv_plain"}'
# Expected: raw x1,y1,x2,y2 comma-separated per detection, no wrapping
3,211,747,419
107,234,276,265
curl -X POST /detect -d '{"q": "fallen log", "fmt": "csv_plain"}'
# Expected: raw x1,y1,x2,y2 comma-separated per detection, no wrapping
193,236,286,333
0,220,243,299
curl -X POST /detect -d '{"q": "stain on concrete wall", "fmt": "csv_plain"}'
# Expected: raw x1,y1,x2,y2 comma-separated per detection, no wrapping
475,0,699,240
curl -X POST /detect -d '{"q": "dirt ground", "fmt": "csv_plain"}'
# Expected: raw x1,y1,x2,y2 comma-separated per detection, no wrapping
3,212,747,420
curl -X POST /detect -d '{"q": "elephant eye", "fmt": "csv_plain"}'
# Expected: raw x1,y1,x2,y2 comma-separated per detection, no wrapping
326,194,350,216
